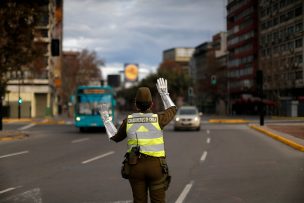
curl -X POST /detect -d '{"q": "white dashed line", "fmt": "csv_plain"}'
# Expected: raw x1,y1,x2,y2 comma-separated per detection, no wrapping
0,186,21,194
206,137,211,144
175,180,194,203
0,151,29,159
206,129,210,134
200,151,208,162
82,151,115,164
0,187,16,194
72,138,89,143
18,123,36,131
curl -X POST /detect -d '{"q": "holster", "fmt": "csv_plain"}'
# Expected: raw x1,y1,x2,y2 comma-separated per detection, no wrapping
121,155,131,179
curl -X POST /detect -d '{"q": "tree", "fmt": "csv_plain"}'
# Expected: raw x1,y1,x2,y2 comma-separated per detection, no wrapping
0,0,44,130
117,61,192,111
158,60,192,104
61,49,104,106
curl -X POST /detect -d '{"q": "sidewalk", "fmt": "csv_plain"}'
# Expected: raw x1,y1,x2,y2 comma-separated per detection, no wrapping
249,123,304,152
0,115,74,141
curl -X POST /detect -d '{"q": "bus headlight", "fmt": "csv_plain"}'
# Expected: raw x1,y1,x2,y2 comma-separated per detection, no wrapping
76,117,81,121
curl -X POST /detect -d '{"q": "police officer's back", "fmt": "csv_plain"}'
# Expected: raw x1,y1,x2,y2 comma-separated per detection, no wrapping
100,78,176,203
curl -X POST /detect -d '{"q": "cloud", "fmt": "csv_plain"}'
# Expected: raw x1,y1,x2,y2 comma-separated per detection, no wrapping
63,0,226,69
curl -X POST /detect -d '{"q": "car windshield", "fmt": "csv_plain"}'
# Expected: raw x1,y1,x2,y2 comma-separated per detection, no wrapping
179,108,197,115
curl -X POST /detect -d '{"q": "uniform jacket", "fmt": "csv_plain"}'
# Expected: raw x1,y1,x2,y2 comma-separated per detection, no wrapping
111,106,177,143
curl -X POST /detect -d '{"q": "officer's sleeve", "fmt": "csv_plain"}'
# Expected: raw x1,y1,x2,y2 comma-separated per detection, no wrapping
110,119,127,142
158,106,177,129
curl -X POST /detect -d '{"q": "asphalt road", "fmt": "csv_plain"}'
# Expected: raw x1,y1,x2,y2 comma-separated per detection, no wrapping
0,122,303,203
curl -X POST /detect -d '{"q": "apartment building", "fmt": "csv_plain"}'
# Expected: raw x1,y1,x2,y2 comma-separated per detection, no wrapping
162,47,195,73
259,0,304,116
189,32,228,114
226,0,259,113
4,0,63,118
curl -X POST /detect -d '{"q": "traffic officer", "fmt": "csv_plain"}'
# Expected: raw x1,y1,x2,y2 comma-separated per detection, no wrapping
100,78,176,203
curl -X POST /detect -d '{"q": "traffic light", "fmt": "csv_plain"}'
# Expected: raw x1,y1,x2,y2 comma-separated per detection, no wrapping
51,39,60,56
18,97,23,104
211,75,217,85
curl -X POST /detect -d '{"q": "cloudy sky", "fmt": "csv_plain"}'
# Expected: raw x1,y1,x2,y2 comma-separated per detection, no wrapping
63,0,227,74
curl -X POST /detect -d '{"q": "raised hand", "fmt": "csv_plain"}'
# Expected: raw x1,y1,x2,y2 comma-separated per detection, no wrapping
99,104,110,123
156,78,168,95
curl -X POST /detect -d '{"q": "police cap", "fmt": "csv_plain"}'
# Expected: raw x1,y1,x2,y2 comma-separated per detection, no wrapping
136,87,152,103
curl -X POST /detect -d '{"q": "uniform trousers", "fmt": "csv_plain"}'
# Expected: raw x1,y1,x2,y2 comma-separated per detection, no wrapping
128,156,166,203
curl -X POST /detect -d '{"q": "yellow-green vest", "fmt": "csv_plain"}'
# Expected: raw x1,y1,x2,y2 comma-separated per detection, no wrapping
126,113,165,157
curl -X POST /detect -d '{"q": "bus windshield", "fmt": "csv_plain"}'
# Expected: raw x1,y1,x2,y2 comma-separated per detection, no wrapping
76,94,112,115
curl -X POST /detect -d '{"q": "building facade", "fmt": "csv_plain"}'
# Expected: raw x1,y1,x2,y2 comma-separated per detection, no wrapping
227,0,259,114
162,47,195,73
4,0,63,118
189,32,228,114
259,0,304,116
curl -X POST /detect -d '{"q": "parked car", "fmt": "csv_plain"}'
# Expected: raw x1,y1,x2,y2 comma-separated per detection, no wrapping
174,106,202,131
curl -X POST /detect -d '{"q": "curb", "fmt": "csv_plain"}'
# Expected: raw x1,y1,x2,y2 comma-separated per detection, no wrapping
249,124,304,152
208,119,249,124
0,131,29,141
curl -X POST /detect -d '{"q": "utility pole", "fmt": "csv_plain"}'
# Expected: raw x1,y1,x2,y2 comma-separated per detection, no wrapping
257,70,264,126
18,72,21,119
0,89,3,131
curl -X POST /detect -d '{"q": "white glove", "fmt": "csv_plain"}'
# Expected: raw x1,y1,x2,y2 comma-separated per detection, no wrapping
156,78,175,109
156,78,168,95
99,104,117,139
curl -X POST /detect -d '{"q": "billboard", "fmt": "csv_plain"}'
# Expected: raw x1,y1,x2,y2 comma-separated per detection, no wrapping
124,63,139,82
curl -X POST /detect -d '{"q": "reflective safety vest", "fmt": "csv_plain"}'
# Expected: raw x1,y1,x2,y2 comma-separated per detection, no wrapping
126,113,165,157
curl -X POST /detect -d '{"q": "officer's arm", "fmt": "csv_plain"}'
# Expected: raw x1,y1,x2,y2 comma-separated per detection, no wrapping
110,119,127,142
158,106,177,129
156,78,175,110
99,104,118,139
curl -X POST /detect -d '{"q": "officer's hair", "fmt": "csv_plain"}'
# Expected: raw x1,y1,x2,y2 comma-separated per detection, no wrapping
136,101,152,111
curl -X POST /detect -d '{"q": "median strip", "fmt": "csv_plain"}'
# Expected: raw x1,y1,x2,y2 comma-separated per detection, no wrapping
209,119,249,124
250,125,304,152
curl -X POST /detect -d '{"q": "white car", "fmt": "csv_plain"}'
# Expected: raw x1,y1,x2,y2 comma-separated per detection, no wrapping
174,106,202,131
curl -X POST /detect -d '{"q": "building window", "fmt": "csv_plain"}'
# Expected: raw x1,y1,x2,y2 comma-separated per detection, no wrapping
295,71,303,79
295,38,303,48
295,22,303,32
295,5,303,17
295,54,303,64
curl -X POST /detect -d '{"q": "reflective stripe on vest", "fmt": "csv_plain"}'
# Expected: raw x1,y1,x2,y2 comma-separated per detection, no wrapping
126,113,165,157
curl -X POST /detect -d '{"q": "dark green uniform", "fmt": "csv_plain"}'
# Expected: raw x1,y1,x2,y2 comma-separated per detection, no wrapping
111,106,176,203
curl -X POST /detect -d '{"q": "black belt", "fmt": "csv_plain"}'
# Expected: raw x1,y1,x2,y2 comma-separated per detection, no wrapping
138,153,157,159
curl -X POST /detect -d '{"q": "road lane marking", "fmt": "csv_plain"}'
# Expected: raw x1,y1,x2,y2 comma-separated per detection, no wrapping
206,137,211,144
0,151,29,159
0,187,17,194
200,151,208,162
18,123,36,131
3,188,42,202
175,180,194,203
72,138,89,143
82,151,115,164
206,129,210,134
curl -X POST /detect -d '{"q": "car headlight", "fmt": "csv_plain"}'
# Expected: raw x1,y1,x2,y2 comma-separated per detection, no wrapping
194,117,199,121
175,117,180,122
76,117,81,121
